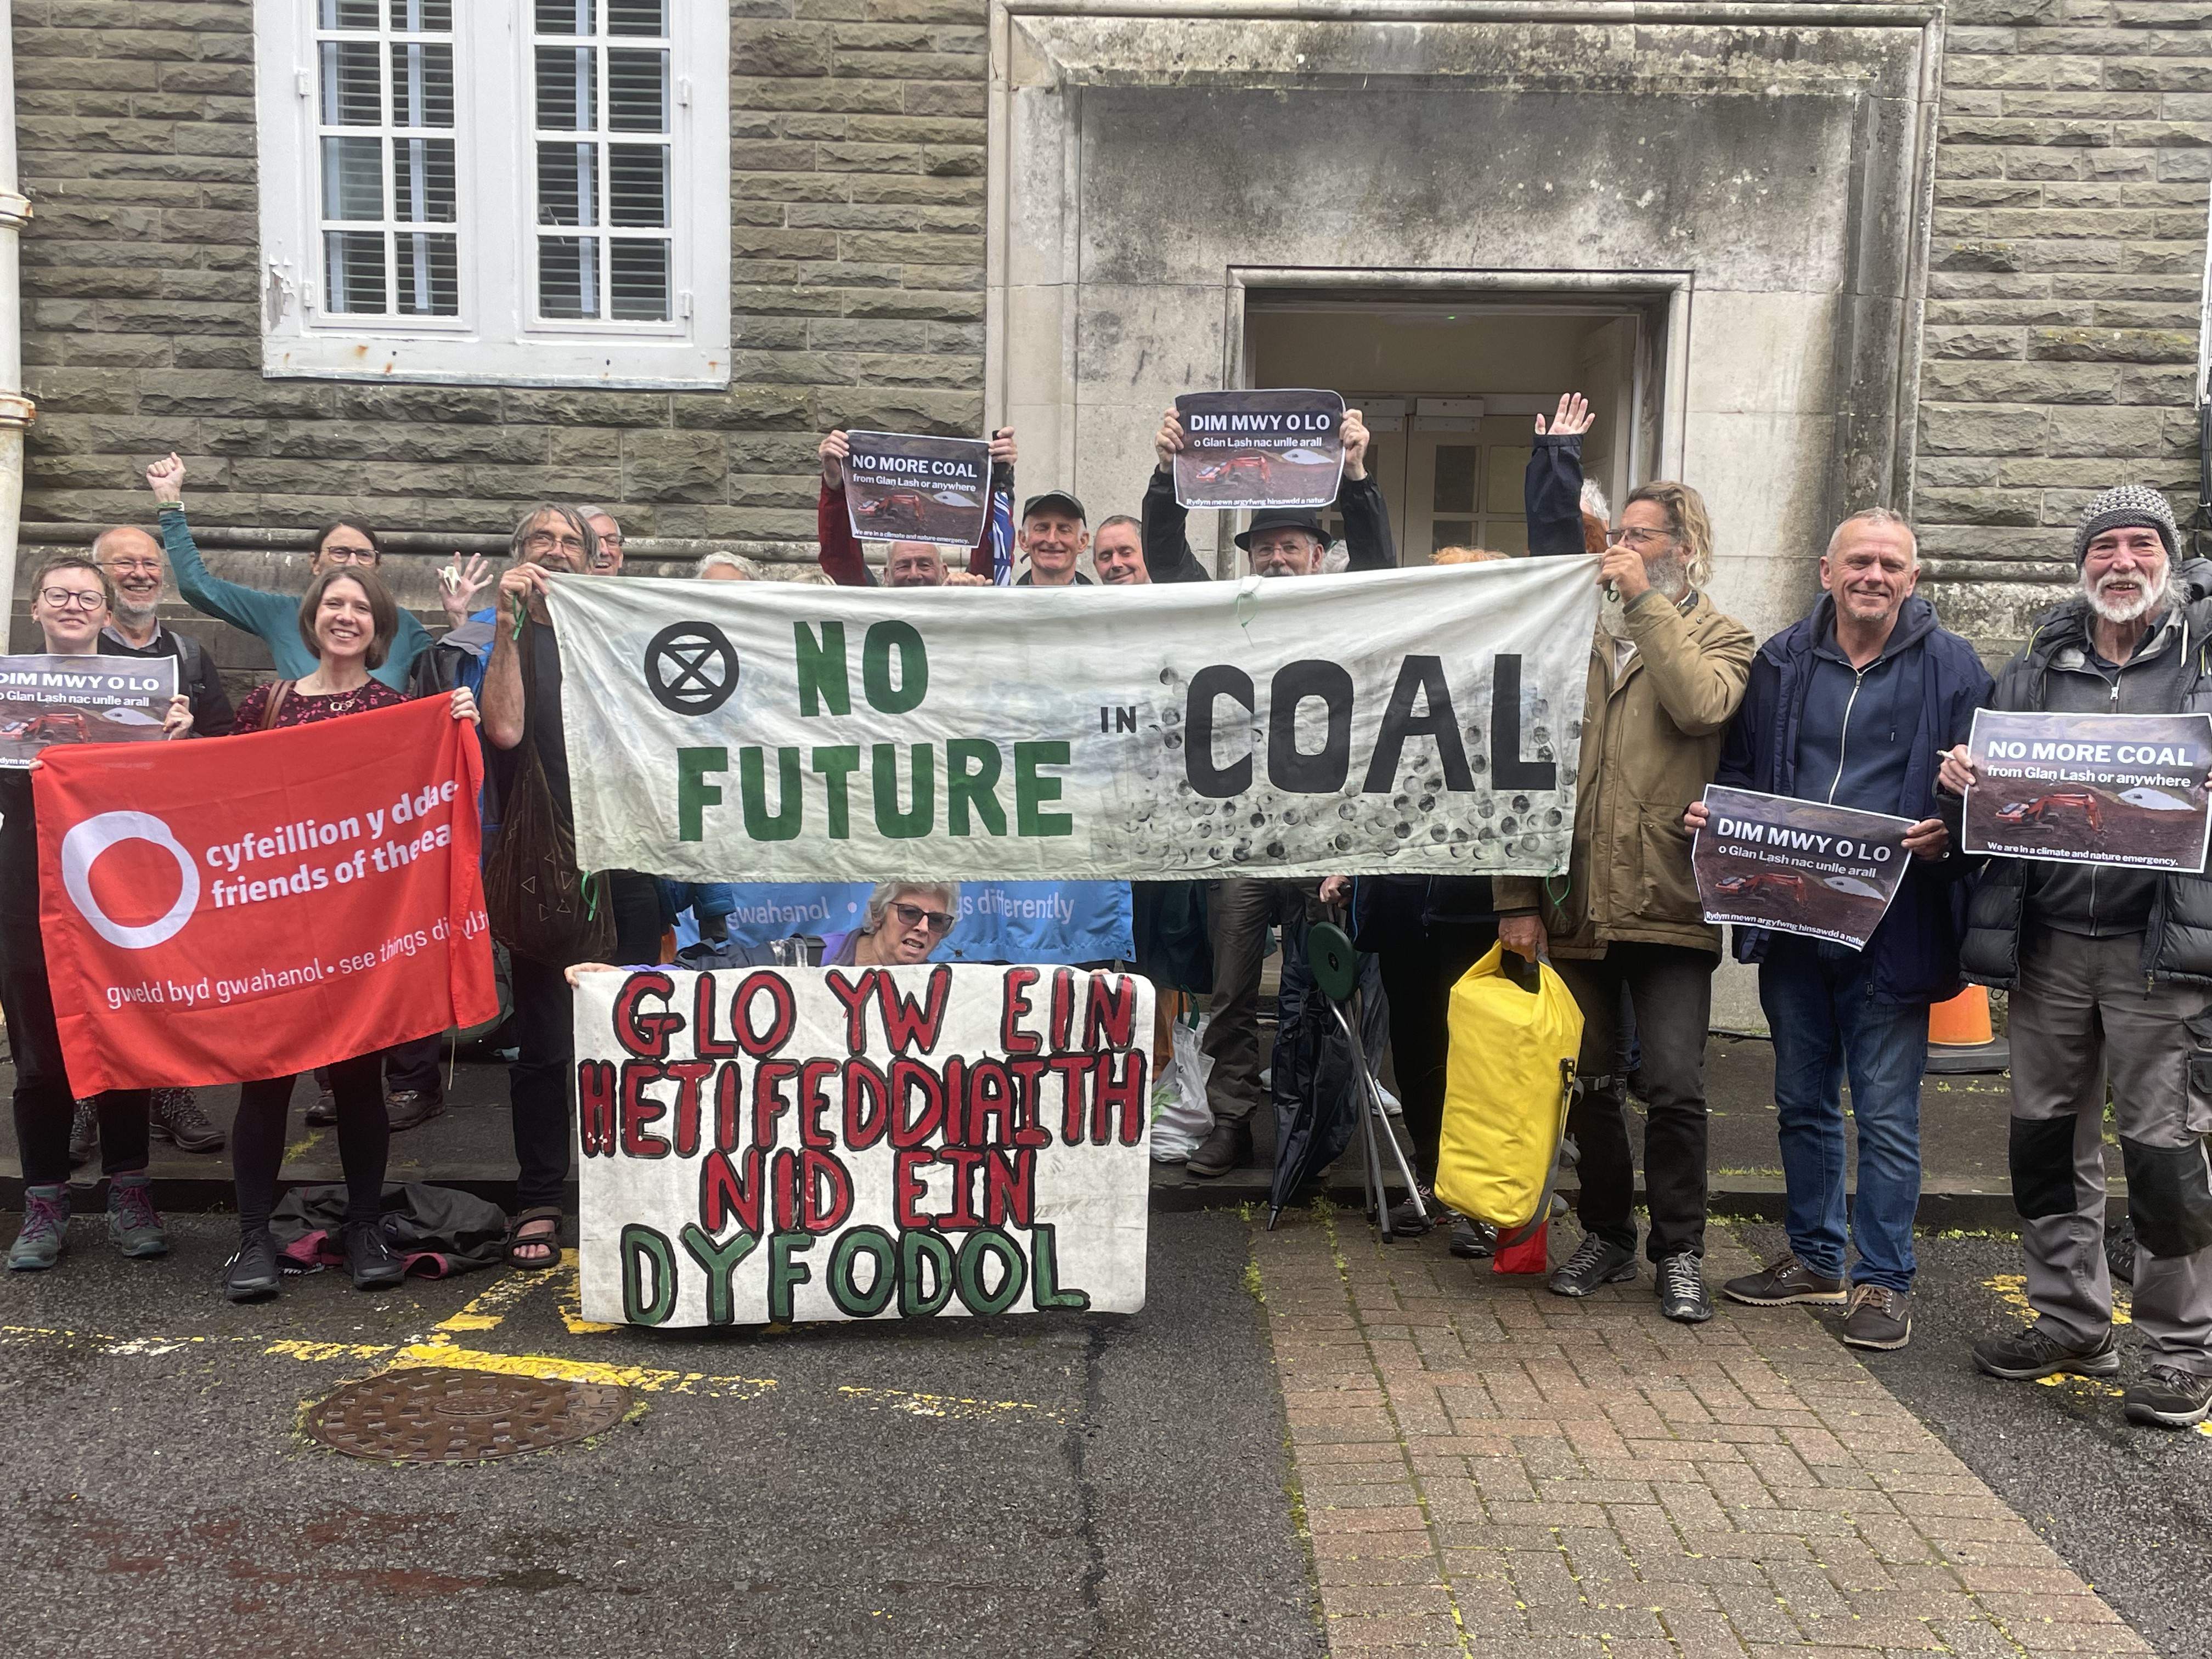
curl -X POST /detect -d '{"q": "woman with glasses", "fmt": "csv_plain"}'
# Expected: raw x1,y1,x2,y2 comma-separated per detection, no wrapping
139,451,492,690
830,882,963,967
218,565,482,1302
5,558,194,1271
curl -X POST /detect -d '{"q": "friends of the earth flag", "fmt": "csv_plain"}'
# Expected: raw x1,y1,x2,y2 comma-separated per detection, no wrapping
573,963,1154,1327
543,557,1598,884
35,699,498,1092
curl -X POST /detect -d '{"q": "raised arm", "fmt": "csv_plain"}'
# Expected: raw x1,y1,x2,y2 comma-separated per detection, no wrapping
1335,407,1395,569
814,431,875,588
1142,407,1207,583
481,568,539,752
1526,394,1594,559
965,427,1015,579
147,453,292,640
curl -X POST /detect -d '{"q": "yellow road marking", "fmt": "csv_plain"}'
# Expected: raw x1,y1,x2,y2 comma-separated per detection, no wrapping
391,1342,774,1397
837,1384,1060,1423
1985,1272,2132,1326
264,1339,399,1362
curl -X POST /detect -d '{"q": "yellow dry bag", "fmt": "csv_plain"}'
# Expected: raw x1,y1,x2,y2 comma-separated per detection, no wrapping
1433,944,1583,1239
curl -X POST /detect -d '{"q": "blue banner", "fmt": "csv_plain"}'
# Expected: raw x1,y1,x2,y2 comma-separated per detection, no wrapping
697,881,1132,964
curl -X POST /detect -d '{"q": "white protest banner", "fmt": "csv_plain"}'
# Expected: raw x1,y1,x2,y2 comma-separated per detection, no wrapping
544,557,1596,883
573,963,1154,1327
1172,389,1346,509
843,431,990,550
0,653,177,768
1692,785,1915,949
1962,709,2212,873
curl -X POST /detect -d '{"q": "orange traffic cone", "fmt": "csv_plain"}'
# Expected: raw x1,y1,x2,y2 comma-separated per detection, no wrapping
1926,984,2007,1075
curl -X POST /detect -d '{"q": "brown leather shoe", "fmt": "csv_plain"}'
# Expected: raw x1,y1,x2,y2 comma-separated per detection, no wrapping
304,1088,338,1127
1185,1119,1252,1178
385,1090,447,1133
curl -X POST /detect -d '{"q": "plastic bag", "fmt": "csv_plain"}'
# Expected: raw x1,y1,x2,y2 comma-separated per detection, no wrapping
1434,943,1584,1235
1151,1010,1215,1163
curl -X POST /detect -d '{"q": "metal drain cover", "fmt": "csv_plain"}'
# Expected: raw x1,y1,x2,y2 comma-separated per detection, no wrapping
305,1367,630,1463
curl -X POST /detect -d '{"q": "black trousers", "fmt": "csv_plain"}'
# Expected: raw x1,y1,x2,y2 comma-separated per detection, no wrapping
233,1053,387,1234
2,907,148,1187
383,1030,445,1098
1555,943,1717,1262
508,870,663,1210
1373,927,1495,1184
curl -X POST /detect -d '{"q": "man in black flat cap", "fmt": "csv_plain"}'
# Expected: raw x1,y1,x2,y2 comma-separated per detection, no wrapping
1017,489,1094,586
1137,404,1398,1176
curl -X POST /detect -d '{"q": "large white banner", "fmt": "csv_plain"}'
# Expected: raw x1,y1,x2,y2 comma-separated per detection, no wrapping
545,557,1596,883
573,964,1153,1327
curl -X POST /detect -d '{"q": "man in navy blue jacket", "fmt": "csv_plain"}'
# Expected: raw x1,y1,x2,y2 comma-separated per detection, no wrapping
1684,509,1991,1350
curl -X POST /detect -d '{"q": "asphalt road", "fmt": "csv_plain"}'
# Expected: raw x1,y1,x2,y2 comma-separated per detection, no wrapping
0,1209,1323,1659
1740,1220,2212,1659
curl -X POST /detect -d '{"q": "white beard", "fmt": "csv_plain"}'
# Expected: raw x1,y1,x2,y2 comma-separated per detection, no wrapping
114,596,159,633
1596,557,1689,640
2084,563,2170,625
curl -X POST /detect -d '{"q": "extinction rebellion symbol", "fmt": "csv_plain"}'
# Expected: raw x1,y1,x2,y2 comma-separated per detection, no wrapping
645,622,739,715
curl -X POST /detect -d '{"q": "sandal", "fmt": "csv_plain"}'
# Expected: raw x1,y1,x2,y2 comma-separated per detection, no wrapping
504,1206,563,1271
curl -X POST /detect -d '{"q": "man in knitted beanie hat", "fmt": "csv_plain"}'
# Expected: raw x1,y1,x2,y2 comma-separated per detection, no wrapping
1937,480,2212,1429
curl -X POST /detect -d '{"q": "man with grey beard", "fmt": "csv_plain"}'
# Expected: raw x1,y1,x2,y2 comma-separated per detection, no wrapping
94,525,234,737
1939,484,2212,1429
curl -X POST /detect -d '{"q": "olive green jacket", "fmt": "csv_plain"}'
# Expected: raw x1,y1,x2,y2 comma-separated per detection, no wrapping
1494,586,1756,958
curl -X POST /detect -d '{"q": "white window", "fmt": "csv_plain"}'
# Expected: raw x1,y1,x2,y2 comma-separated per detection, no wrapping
255,0,729,387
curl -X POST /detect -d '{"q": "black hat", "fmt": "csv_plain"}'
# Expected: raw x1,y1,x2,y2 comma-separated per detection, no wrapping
1022,490,1086,523
1234,507,1329,551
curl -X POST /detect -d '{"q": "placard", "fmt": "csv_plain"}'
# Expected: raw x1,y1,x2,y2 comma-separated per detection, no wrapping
1961,709,2212,872
0,653,177,768
842,431,991,550
1693,785,1916,949
573,963,1154,1327
1171,389,1346,509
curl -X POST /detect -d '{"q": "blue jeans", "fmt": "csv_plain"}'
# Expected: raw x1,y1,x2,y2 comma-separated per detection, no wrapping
1758,937,1929,1292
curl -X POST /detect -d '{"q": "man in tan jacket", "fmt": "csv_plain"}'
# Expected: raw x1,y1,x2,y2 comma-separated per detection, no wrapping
1496,481,1754,1324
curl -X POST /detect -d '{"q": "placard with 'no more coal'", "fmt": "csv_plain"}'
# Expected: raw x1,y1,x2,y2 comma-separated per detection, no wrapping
842,431,991,551
1961,708,2212,872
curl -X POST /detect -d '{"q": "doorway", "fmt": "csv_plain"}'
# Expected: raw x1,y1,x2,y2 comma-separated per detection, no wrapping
1244,299,1652,563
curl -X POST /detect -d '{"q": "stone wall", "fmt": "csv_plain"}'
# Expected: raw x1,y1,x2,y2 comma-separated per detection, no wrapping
8,0,991,602
1918,0,2211,653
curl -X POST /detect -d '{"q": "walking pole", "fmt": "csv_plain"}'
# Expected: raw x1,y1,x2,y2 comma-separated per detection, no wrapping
1307,921,1427,1240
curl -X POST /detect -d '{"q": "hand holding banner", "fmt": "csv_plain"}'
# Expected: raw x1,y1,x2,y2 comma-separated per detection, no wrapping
35,698,498,1092
575,963,1153,1327
1172,390,1346,509
0,653,178,768
1692,785,1915,949
1960,709,2212,872
842,431,991,550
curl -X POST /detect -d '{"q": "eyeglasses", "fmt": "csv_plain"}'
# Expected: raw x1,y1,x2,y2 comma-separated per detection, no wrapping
37,587,106,611
1610,526,1678,550
320,545,377,565
525,531,585,554
890,901,957,934
596,532,624,549
103,559,162,575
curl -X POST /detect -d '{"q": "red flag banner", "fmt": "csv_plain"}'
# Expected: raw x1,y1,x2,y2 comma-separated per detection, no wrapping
35,699,498,1093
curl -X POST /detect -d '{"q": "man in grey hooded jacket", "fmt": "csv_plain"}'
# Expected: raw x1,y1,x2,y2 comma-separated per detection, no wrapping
1940,484,2212,1429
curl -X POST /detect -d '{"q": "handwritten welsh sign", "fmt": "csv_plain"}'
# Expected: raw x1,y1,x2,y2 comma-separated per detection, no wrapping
573,963,1155,1327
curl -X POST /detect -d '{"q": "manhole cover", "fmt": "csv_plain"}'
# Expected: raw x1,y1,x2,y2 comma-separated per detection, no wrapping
304,1367,630,1463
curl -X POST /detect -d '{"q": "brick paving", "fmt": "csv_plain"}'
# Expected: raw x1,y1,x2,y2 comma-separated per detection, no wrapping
1253,1209,2152,1659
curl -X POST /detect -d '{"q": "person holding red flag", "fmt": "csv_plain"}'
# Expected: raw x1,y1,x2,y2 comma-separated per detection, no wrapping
218,566,481,1302
4,557,193,1272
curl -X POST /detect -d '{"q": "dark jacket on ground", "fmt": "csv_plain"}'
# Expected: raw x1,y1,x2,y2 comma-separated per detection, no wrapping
1956,562,2212,988
99,622,236,737
1139,466,1395,582
1717,592,1993,1006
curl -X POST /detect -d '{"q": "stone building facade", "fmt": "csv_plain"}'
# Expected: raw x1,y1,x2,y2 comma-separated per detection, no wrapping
4,0,2208,674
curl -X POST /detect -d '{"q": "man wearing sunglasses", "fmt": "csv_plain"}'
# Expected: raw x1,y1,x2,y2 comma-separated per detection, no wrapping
828,881,963,967
1494,477,1755,1325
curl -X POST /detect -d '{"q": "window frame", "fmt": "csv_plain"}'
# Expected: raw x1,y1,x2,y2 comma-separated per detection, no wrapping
255,0,730,388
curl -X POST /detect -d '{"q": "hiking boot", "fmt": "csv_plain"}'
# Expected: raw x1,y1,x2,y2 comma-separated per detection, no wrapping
1186,1119,1253,1179
1386,1186,1437,1236
345,1218,405,1291
1549,1234,1637,1297
1449,1217,1496,1260
8,1185,70,1272
67,1098,97,1167
304,1087,338,1128
1723,1254,1847,1308
150,1087,224,1154
1842,1283,1912,1351
223,1227,280,1302
106,1173,171,1260
1657,1253,1713,1324
385,1090,447,1133
2124,1364,2212,1429
1972,1323,2120,1381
